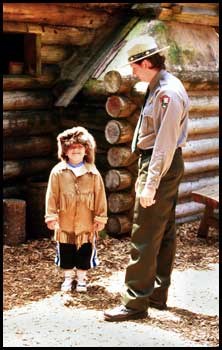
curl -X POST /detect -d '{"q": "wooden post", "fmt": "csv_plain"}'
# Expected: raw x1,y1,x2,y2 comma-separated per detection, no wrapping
3,199,26,245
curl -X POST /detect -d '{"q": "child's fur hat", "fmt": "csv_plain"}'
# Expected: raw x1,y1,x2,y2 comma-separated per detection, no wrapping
57,126,96,163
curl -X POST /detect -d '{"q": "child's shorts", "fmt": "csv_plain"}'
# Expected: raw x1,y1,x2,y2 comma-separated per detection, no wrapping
55,242,99,270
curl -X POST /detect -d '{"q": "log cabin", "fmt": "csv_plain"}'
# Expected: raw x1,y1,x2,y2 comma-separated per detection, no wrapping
3,3,219,242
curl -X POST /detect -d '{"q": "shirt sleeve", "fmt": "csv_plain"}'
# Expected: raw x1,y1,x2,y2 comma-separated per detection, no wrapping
94,173,108,224
44,170,60,223
145,89,184,191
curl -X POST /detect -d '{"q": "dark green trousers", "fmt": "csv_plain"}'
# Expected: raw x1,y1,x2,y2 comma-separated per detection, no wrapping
121,148,184,311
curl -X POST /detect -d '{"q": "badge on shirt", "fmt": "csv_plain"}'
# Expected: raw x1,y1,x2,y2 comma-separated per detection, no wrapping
160,95,170,109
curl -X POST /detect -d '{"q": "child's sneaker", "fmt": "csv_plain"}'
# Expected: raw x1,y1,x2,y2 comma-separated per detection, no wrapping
61,278,73,292
76,281,87,292
61,269,75,292
76,269,87,293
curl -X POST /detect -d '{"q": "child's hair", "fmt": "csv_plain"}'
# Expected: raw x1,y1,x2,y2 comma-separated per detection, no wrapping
57,126,96,163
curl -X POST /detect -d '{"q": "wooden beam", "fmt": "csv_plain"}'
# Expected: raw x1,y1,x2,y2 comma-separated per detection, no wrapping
55,16,139,107
3,3,110,29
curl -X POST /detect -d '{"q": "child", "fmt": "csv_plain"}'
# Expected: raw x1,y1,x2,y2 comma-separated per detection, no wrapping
45,126,107,293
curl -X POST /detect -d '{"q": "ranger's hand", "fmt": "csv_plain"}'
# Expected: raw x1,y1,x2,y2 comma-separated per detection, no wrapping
139,187,156,208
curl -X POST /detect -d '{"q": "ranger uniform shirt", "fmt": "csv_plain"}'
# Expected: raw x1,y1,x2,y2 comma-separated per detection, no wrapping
136,69,190,191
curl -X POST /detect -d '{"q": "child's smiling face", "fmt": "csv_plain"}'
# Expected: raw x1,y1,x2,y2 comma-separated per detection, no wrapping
65,143,86,165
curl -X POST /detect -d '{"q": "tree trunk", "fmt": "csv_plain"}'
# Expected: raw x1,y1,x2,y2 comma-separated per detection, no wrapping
3,3,110,29
4,136,54,160
3,21,95,46
105,169,133,191
3,199,26,245
107,146,138,167
3,91,53,110
105,119,134,144
105,95,137,118
108,192,135,213
3,110,57,136
106,214,133,235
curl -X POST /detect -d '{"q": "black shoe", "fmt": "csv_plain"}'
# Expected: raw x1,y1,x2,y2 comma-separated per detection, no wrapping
104,305,148,322
149,300,167,310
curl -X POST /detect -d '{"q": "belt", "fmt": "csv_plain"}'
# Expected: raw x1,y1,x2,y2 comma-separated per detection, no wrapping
138,148,153,156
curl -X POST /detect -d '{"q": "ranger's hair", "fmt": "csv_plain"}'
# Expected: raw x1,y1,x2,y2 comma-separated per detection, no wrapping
57,126,96,163
137,53,166,70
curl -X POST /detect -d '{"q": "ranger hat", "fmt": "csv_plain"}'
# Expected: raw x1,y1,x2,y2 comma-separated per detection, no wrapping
121,35,169,67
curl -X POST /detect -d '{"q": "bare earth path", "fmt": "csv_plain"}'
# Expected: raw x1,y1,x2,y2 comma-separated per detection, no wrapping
3,222,219,347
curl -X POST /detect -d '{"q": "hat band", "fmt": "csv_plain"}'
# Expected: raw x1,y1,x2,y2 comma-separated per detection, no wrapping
128,48,157,62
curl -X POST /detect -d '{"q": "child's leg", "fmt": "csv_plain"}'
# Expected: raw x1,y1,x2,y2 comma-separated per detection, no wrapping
75,242,96,292
55,242,77,292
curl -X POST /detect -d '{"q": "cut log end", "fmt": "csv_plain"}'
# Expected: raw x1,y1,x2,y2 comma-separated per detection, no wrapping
104,70,122,93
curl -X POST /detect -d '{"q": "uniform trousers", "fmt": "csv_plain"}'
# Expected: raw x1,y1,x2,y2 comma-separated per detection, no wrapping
121,148,184,311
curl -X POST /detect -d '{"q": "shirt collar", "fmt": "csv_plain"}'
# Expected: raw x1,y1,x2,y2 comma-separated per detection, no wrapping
149,69,165,93
57,161,98,175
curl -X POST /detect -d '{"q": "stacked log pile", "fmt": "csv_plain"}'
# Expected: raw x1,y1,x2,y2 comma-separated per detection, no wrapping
101,69,219,234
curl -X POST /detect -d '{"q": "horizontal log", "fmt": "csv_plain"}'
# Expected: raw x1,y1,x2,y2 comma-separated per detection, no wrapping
81,79,110,99
3,3,110,29
3,66,59,90
105,169,133,191
106,214,133,235
158,7,219,26
3,110,57,136
3,184,27,199
104,70,138,94
3,21,95,46
105,119,134,144
108,192,135,213
106,95,137,118
107,146,138,167
178,176,219,199
189,95,219,115
3,158,56,180
182,138,219,158
176,201,205,218
184,157,219,176
3,136,54,160
188,117,219,135
41,45,72,64
3,91,53,110
3,199,26,245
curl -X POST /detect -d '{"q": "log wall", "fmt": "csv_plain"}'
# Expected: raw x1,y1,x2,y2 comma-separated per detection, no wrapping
3,3,129,241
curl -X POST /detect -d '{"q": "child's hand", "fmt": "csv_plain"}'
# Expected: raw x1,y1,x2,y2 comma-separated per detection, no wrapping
46,220,59,230
93,221,105,234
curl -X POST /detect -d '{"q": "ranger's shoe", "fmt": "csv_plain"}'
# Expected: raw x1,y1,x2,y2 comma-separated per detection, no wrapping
104,305,148,322
149,300,167,310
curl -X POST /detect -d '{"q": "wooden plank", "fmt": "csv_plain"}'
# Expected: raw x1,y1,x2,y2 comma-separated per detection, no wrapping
192,183,219,208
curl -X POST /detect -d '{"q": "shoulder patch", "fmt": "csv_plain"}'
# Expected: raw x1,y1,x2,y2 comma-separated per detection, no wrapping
160,95,170,108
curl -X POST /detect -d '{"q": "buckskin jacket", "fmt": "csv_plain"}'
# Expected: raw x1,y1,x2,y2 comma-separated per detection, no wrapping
45,161,107,248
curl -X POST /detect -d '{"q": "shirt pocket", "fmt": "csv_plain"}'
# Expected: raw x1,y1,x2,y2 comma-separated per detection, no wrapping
140,103,154,135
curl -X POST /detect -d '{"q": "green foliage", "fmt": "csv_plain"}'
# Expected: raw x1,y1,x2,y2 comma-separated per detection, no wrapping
168,42,183,65
98,230,108,239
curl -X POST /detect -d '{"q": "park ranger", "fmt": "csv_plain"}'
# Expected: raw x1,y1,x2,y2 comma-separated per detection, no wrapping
104,34,190,321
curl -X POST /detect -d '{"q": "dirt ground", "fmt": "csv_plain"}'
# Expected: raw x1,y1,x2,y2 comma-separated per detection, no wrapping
3,221,219,347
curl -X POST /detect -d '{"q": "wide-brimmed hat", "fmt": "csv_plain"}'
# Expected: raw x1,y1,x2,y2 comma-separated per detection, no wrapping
120,35,169,68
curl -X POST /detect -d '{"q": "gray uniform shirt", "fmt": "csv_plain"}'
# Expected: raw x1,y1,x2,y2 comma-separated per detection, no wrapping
136,69,190,191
